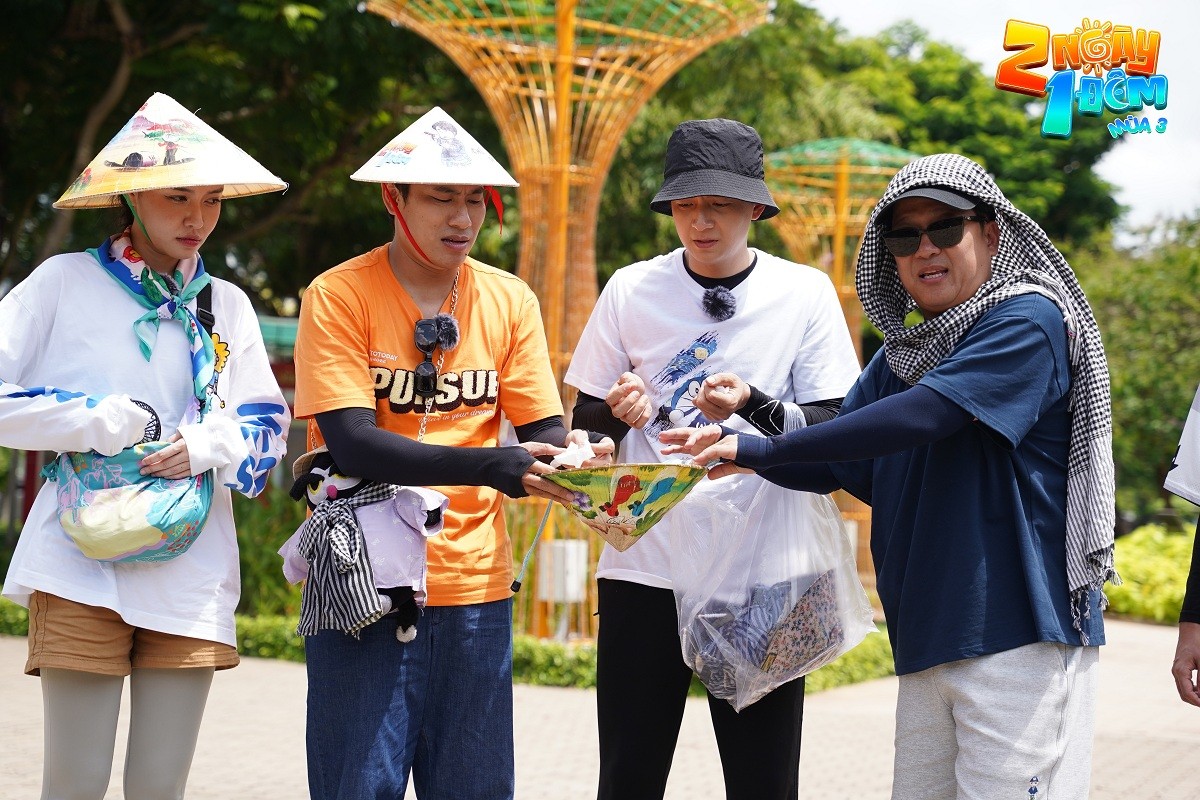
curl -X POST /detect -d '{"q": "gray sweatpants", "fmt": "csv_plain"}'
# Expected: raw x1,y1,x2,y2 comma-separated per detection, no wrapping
892,641,1099,800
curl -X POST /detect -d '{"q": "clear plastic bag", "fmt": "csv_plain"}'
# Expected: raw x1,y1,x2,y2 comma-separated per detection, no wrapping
668,475,875,711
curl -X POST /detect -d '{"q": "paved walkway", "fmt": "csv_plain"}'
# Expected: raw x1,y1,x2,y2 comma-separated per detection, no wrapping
2,618,1199,799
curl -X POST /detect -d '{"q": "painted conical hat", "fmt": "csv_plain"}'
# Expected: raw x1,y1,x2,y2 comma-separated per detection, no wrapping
541,463,706,552
54,93,287,209
351,107,517,188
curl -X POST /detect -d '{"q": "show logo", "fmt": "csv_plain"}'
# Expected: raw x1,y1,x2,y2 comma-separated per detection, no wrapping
995,18,1166,139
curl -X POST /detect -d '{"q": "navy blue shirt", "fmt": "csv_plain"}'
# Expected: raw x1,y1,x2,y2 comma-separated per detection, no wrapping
744,295,1105,674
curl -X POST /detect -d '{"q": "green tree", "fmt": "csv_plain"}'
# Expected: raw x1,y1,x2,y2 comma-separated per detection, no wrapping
0,0,500,310
832,22,1122,245
1078,215,1200,521
2,2,1124,307
596,2,894,284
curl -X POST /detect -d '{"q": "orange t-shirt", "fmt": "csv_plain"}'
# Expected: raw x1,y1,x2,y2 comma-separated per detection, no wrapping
293,245,563,605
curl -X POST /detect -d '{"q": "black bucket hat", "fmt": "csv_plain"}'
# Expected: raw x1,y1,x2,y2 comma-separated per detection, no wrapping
650,118,779,219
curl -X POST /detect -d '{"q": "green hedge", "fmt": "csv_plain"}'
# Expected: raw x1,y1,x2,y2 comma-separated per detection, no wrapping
3,522,1192,693
1,597,28,636
513,634,598,688
0,599,891,694
233,491,305,617
1107,523,1196,622
236,614,306,662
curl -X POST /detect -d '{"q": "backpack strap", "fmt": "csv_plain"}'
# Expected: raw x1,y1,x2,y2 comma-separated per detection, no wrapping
196,283,216,334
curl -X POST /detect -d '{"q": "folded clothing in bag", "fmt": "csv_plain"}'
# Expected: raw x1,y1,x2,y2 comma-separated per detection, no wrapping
690,571,845,702
670,476,875,711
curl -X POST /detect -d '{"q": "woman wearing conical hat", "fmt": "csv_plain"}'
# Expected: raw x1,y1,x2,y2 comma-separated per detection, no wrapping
0,92,290,798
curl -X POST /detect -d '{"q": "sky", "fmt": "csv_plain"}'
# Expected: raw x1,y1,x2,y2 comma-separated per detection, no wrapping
803,0,1199,236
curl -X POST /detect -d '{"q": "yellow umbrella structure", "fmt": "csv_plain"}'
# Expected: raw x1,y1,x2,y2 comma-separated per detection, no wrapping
765,138,918,361
365,0,771,383
765,138,918,593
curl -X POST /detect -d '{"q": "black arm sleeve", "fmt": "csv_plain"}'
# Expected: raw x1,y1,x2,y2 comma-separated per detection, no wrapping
737,384,974,469
1182,527,1200,624
571,392,631,444
799,397,844,426
514,414,612,450
316,407,535,498
736,386,843,435
513,415,569,447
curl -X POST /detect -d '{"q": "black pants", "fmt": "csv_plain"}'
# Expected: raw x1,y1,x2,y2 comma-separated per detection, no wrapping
596,579,805,800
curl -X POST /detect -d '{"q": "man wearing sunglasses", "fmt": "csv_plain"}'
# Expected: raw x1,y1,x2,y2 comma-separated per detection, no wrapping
292,108,611,800
666,152,1115,799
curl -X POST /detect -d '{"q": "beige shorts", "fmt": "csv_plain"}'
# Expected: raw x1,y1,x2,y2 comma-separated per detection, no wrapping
25,590,239,677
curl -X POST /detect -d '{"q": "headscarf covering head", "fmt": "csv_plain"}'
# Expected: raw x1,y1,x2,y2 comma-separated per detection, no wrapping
54,92,287,209
857,152,1117,640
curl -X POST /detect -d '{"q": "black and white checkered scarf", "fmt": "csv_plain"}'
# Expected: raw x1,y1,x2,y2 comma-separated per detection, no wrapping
856,153,1117,641
296,482,399,638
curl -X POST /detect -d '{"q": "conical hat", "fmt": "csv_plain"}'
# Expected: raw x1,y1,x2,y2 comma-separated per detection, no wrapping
54,93,287,209
351,107,517,188
540,464,706,552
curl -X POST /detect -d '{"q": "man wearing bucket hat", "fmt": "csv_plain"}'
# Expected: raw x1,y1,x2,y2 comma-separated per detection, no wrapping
566,118,860,799
669,152,1116,798
1,92,289,798
292,106,612,799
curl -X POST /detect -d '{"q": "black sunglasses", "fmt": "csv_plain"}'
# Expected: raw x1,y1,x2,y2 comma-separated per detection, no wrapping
413,318,441,399
882,215,985,258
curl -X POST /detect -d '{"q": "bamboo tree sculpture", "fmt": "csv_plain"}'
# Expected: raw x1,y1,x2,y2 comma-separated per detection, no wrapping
765,138,918,361
365,0,770,379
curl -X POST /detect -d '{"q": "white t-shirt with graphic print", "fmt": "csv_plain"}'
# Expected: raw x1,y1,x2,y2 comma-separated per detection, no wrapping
1166,383,1200,506
565,248,861,588
1,250,290,647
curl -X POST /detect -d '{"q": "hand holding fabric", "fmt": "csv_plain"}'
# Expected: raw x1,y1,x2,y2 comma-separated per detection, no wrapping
563,429,615,467
693,373,749,422
605,372,653,429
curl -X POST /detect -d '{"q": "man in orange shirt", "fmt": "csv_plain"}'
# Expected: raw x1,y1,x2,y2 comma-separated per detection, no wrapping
293,107,610,800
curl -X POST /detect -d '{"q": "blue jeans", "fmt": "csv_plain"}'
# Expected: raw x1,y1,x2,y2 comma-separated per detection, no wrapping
305,598,515,800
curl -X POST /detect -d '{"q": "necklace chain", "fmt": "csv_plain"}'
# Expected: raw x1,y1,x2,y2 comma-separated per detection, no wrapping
416,269,460,443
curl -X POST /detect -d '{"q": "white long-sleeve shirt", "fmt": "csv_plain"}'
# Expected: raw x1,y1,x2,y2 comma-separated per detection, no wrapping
1,251,290,646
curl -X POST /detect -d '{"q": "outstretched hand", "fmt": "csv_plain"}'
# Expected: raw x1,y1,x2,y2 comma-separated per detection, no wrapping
519,457,576,503
658,425,751,480
659,424,723,457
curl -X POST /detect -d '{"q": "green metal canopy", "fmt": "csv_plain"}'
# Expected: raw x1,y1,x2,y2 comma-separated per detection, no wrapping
767,137,918,168
258,316,299,360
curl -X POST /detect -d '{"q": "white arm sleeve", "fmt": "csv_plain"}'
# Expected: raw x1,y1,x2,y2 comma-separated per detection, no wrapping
176,289,289,497
0,286,149,456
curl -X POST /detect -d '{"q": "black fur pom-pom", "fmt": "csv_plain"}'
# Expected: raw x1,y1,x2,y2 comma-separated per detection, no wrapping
701,286,736,322
434,313,460,350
